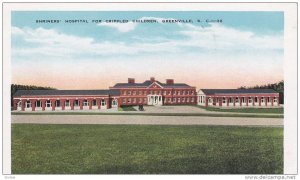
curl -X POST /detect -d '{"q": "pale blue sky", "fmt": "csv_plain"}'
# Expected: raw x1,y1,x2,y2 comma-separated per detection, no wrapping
11,11,284,89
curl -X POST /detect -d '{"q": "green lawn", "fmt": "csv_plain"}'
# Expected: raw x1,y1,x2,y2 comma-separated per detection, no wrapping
11,112,283,118
118,106,137,111
196,105,284,114
12,124,283,174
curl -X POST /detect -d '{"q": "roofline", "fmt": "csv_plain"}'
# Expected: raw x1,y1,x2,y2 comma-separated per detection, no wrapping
110,86,196,89
13,95,111,98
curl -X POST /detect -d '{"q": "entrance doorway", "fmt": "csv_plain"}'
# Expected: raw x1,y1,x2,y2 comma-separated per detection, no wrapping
147,95,163,106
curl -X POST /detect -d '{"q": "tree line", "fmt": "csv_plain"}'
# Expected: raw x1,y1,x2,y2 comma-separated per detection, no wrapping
11,84,56,106
238,80,284,104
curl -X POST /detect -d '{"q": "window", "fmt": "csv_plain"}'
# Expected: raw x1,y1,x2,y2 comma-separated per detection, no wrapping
123,91,126,95
177,91,180,95
169,98,172,102
26,101,32,108
183,91,186,95
46,100,52,107
261,97,265,103
187,98,190,103
133,98,136,103
36,100,41,107
173,98,176,102
128,91,131,95
159,91,161,95
75,100,80,106
151,91,153,95
255,97,258,103
242,97,245,103
139,98,142,103
191,91,194,95
229,98,233,103
173,91,176,95
248,98,252,103
92,100,97,106
154,91,157,95
65,100,70,107
182,98,185,102
112,99,118,106
191,98,194,102
128,98,131,103
123,98,126,104
101,99,106,106
223,97,226,104
144,91,147,95
83,100,89,106
274,97,278,102
56,100,61,107
178,98,181,102
235,97,239,103
187,91,190,95
267,97,271,103
133,91,136,95
144,98,147,103
139,91,142,95
163,91,167,95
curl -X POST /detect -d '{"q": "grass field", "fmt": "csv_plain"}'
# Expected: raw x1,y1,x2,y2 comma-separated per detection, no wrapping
12,124,283,174
196,105,284,114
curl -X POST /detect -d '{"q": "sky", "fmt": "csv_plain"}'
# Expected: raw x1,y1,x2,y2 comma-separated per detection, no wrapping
11,11,284,90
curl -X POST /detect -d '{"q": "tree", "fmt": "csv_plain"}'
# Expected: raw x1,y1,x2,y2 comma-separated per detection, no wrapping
11,84,57,107
238,80,284,104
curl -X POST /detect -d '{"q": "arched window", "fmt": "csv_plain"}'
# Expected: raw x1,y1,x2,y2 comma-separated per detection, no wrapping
92,100,97,106
112,99,118,106
83,100,89,106
56,100,61,107
74,100,80,106
65,100,70,107
235,97,239,103
26,101,32,108
101,99,106,106
36,100,41,107
46,100,51,107
248,97,252,103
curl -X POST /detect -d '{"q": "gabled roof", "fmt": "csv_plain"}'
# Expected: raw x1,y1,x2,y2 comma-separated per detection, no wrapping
200,89,278,95
13,89,120,97
112,80,192,88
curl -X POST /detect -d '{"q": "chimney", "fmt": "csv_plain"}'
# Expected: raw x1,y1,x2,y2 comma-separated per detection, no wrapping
166,79,174,85
128,78,135,84
150,77,155,83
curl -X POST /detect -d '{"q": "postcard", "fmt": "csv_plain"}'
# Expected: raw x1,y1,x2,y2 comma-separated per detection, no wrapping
2,2,298,178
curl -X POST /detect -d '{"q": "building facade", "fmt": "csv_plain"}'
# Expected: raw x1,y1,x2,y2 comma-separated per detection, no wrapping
197,89,280,107
13,77,197,111
110,77,197,107
12,78,281,112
